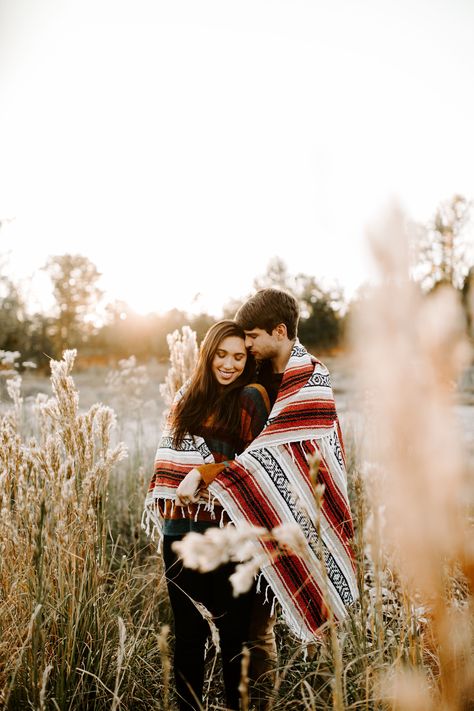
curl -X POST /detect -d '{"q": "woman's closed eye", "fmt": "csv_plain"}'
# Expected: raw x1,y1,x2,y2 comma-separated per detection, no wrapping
216,350,245,361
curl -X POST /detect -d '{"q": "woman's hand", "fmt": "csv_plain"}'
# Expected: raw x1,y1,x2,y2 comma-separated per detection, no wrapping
175,468,203,507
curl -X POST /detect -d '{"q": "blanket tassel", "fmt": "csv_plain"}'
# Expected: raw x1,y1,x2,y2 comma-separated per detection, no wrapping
270,594,277,618
264,584,270,604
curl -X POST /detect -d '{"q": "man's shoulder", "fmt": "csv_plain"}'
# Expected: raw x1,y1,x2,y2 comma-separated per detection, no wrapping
289,346,332,387
296,343,329,374
312,356,330,372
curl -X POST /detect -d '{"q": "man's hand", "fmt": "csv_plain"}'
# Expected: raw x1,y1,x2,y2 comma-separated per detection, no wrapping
175,468,203,506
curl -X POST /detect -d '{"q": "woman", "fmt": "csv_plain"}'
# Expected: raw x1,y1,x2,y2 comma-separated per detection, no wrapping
145,320,270,711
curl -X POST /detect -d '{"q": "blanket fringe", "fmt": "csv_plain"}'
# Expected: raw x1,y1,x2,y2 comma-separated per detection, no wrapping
141,502,162,545
264,584,270,604
270,594,277,618
288,443,298,465
194,503,202,522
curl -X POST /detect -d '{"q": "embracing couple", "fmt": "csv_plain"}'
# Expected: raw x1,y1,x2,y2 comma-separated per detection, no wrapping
144,288,358,711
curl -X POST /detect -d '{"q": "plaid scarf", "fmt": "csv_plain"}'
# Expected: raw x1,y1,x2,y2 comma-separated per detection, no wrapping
144,341,358,641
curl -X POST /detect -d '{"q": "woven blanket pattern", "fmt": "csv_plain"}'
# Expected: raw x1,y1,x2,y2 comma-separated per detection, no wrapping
144,341,358,641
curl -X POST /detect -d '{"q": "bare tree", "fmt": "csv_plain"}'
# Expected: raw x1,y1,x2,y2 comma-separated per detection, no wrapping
414,195,473,291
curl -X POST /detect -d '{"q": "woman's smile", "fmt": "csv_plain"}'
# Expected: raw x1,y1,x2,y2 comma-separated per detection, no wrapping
218,369,236,380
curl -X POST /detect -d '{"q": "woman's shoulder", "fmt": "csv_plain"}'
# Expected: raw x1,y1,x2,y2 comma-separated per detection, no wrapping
241,382,267,394
240,383,271,412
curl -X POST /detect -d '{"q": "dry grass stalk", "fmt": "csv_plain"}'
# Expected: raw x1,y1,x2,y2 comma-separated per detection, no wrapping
159,325,198,409
353,204,474,710
157,624,171,711
239,645,250,711
111,616,127,711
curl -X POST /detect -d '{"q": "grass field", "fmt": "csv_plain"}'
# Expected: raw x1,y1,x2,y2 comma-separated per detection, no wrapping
1,338,473,710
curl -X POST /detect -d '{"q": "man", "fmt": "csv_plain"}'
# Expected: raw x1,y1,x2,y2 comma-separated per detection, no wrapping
177,288,357,704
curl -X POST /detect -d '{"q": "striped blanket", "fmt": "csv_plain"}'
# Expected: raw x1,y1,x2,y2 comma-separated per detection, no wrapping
144,341,358,642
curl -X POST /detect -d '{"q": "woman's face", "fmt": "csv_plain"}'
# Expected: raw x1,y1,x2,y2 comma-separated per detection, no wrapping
211,335,247,386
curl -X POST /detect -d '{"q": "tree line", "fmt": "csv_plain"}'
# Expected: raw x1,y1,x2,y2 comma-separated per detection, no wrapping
1,195,473,370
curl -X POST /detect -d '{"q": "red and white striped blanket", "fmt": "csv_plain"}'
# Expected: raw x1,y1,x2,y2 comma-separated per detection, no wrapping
144,341,358,641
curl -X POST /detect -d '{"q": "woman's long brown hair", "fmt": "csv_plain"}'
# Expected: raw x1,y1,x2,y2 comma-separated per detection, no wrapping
171,320,255,447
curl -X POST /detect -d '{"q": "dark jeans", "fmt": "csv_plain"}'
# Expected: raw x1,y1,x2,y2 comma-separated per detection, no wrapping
163,534,255,711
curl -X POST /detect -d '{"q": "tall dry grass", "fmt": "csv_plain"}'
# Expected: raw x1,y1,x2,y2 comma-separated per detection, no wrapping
0,350,170,710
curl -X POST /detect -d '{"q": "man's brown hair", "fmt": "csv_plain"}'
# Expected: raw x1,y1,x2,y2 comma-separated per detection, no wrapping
235,288,300,340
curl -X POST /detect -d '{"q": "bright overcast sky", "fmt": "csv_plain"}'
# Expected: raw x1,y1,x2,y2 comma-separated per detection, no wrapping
1,0,473,316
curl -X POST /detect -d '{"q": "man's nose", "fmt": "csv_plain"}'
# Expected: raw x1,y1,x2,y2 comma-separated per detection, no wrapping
245,336,252,349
